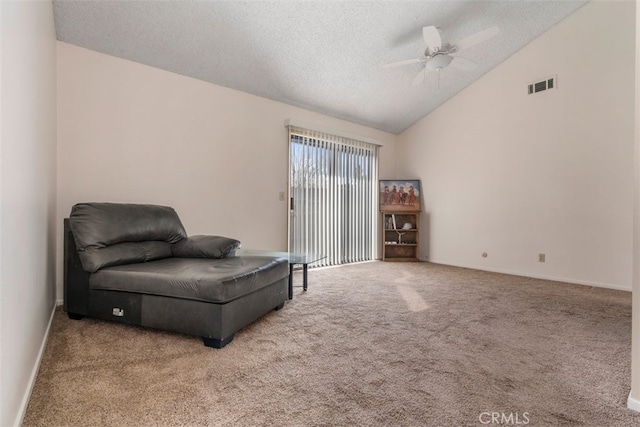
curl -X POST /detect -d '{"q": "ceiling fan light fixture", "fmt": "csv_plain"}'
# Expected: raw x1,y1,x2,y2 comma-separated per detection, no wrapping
426,54,453,71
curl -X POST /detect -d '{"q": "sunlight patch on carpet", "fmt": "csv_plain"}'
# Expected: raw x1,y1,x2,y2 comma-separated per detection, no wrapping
395,284,429,312
394,271,428,312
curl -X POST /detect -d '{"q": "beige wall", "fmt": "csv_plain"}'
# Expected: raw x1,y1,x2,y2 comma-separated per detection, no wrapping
56,42,398,300
629,0,640,411
0,1,58,425
397,0,635,290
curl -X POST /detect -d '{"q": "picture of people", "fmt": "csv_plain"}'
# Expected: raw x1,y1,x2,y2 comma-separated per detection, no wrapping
379,180,421,212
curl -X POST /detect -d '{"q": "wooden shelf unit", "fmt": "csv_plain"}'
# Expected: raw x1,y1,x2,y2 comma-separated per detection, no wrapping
382,211,419,261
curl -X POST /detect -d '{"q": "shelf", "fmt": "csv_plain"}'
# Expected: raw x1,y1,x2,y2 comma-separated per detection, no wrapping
381,210,420,262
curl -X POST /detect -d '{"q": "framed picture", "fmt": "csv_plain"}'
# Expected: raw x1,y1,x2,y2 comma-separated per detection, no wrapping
379,179,421,212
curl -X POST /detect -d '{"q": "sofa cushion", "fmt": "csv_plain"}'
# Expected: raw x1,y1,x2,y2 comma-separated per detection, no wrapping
172,235,241,259
79,241,173,273
69,203,187,250
89,256,289,303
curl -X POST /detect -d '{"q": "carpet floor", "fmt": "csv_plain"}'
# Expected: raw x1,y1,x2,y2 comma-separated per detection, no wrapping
23,261,640,426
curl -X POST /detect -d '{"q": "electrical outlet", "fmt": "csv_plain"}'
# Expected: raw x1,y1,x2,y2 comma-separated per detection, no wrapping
539,253,545,263
279,191,285,201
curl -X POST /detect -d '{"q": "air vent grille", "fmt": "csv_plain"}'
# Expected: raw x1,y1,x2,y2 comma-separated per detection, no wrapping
528,75,556,95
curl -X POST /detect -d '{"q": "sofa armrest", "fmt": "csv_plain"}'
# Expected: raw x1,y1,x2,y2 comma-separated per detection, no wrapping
172,235,241,259
64,218,91,316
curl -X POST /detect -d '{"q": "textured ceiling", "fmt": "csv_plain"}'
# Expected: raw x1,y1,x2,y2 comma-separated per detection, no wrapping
53,0,587,135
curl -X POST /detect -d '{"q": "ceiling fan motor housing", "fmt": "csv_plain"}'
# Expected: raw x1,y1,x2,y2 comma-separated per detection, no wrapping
425,42,456,57
426,54,453,71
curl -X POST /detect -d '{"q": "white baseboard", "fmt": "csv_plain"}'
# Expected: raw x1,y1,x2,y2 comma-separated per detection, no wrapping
627,392,640,412
427,260,631,292
14,302,57,427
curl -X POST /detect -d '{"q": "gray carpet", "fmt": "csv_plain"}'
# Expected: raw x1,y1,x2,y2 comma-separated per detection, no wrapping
24,262,640,426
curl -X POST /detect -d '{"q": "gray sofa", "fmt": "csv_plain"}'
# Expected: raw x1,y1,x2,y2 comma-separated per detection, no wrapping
64,202,288,348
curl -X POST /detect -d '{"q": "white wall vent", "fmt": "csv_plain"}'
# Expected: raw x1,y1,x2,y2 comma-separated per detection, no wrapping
527,75,556,95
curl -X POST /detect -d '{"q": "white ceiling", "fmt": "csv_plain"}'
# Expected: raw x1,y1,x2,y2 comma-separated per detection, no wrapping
52,0,587,135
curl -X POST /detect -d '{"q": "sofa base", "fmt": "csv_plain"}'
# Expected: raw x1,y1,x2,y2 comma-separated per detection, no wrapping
202,299,285,348
65,275,288,349
203,335,234,349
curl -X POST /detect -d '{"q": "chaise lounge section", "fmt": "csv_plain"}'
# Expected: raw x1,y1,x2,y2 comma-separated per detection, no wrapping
64,202,288,348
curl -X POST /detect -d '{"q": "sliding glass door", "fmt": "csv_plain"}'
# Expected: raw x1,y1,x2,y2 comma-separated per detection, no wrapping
288,127,378,268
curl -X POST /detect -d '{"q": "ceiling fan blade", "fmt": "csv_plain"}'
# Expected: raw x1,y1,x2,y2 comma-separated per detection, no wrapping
412,67,428,86
456,26,499,52
382,58,423,68
450,56,477,71
423,26,442,51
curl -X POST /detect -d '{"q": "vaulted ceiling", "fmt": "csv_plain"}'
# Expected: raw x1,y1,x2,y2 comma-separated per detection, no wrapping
53,0,587,135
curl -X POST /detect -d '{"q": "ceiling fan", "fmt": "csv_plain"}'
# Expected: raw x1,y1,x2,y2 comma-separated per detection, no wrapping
383,25,500,86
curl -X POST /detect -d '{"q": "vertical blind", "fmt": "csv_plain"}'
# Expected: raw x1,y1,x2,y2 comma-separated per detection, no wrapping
288,126,379,268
